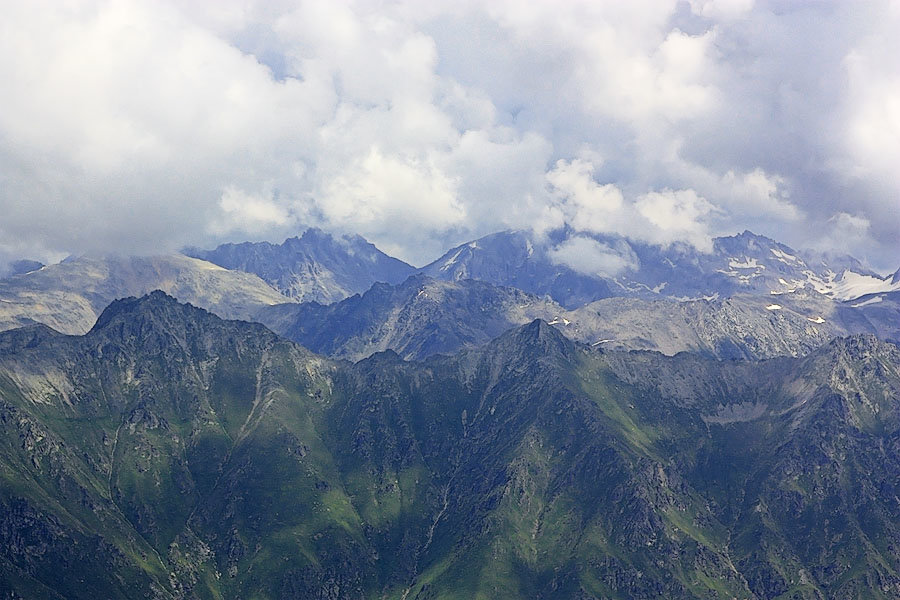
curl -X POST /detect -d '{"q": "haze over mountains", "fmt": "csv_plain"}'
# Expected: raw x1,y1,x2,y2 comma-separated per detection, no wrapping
258,276,899,362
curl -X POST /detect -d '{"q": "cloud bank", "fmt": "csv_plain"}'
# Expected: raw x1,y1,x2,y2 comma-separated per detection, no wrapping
0,0,897,270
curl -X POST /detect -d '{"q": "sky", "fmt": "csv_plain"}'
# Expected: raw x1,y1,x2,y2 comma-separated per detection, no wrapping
0,0,898,272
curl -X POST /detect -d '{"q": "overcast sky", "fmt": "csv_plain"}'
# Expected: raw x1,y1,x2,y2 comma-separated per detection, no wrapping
0,0,898,271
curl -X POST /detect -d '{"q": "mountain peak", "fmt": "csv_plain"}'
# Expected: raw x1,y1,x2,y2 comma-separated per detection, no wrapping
90,290,195,332
185,229,415,304
495,318,574,360
87,291,280,361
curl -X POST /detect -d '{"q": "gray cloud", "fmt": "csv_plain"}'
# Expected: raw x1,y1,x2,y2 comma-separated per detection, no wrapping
0,0,897,271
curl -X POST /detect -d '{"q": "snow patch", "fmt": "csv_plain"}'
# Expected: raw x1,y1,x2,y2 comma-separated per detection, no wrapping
806,316,825,324
439,248,464,271
729,257,765,270
547,317,571,326
770,248,800,264
766,304,782,310
828,271,900,302
592,339,614,346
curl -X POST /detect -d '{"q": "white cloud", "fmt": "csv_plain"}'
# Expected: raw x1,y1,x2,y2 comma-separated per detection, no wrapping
718,169,800,222
0,0,897,271
548,236,639,277
843,24,900,187
634,189,716,252
809,212,874,260
317,147,465,263
545,159,624,233
689,0,754,21
209,187,292,236
544,159,716,252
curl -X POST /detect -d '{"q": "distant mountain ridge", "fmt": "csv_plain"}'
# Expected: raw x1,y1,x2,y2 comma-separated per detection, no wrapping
255,274,563,361
259,274,900,362
422,229,896,308
0,254,290,334
185,227,415,304
1,227,895,342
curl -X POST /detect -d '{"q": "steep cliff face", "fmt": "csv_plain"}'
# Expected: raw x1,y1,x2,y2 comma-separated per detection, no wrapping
1,293,899,599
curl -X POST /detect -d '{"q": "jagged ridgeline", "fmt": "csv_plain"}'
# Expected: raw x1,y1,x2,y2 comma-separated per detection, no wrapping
2,292,900,599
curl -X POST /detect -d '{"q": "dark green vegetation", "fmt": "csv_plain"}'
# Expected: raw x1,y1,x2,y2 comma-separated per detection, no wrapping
2,292,900,599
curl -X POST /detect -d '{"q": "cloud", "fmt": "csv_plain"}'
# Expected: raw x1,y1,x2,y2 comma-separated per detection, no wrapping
548,236,639,277
317,147,465,262
209,187,292,237
689,0,754,21
544,159,716,252
808,212,876,265
0,0,898,271
634,189,717,252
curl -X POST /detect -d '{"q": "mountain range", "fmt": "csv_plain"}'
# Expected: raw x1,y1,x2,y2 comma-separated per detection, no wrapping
3,228,897,356
1,292,899,598
0,254,290,335
184,227,415,304
422,229,899,308
1,226,899,599
256,274,899,362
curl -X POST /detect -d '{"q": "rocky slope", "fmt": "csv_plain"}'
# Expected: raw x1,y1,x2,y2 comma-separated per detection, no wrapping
0,254,290,335
185,228,415,304
258,276,899,362
566,287,900,358
255,274,563,361
1,293,900,598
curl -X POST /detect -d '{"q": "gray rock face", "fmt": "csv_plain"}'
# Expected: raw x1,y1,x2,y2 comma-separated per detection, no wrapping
0,254,290,334
564,287,900,359
185,228,415,304
256,274,564,361
422,229,895,308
